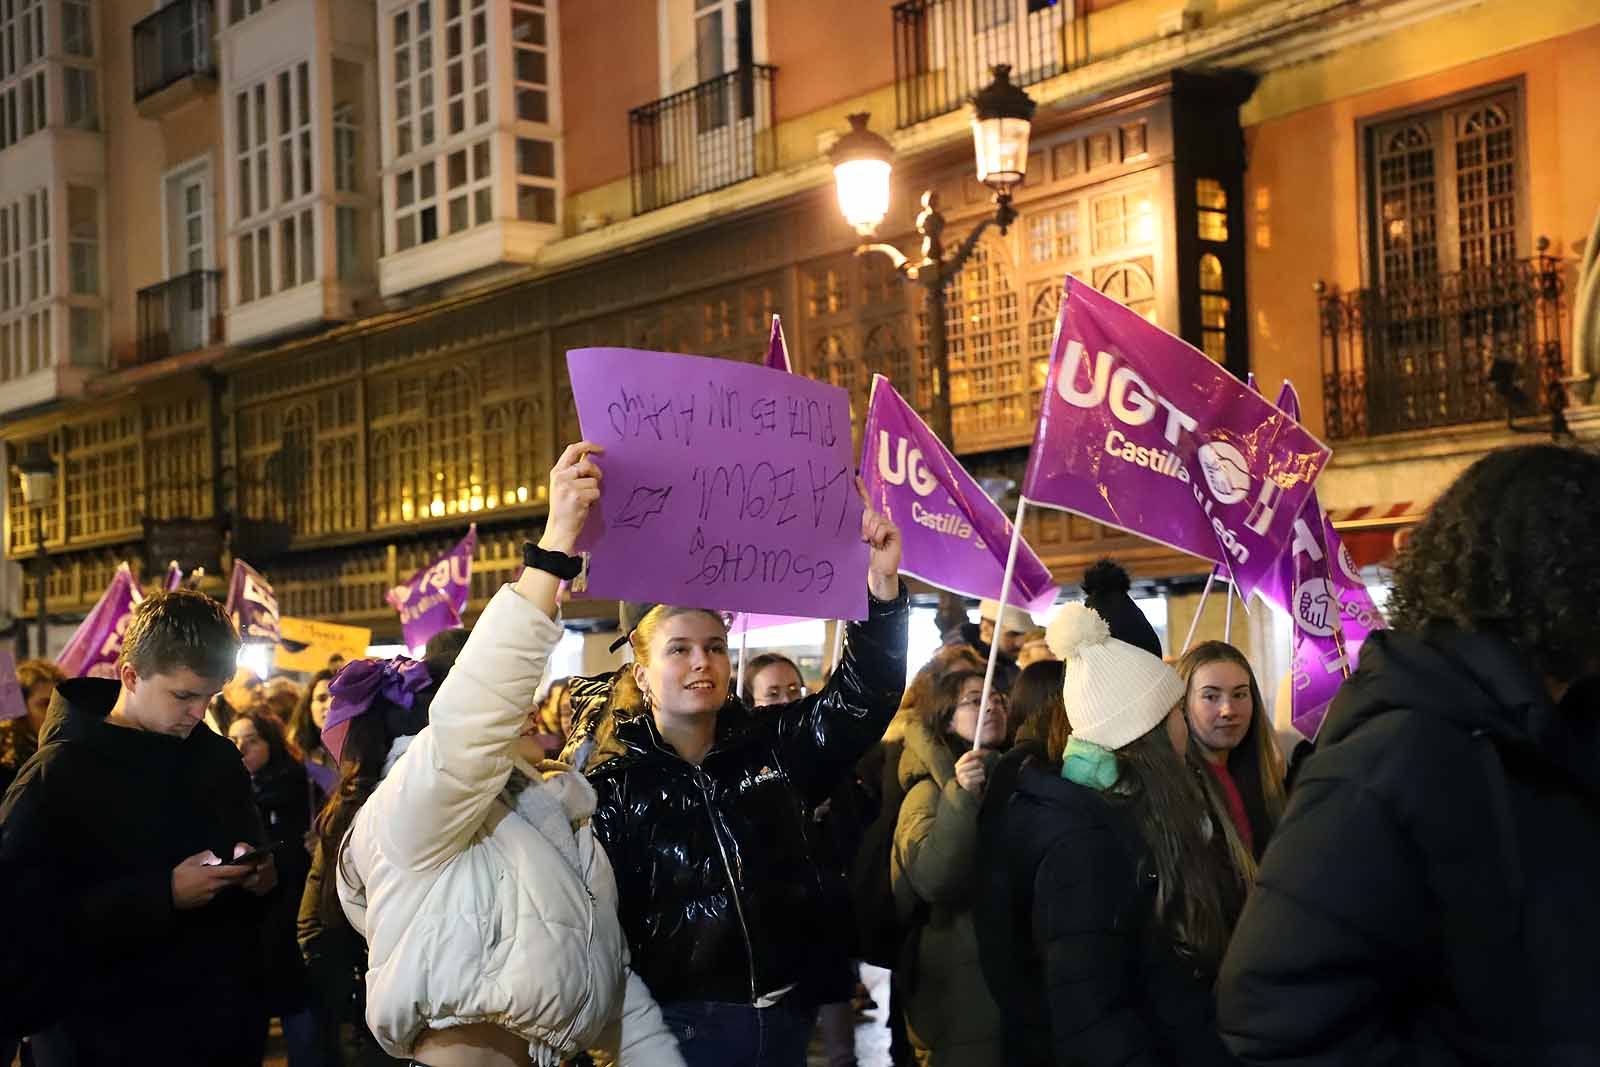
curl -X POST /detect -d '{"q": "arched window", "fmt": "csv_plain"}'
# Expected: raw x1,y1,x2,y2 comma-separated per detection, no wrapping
425,366,476,517
934,233,1019,447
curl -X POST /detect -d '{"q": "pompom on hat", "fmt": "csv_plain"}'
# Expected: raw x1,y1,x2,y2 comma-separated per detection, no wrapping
1046,602,1183,751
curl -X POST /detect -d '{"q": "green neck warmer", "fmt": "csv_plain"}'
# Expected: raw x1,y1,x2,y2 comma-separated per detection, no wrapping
1061,736,1120,791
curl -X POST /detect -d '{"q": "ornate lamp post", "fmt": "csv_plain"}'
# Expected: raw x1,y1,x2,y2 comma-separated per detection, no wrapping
829,64,1037,445
16,445,56,659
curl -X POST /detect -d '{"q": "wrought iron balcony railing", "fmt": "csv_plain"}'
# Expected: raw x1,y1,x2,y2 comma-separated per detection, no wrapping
628,64,777,215
137,270,224,364
1317,245,1567,440
133,0,216,103
892,0,1085,129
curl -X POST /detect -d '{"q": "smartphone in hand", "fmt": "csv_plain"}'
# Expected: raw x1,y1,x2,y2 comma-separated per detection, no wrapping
209,847,270,868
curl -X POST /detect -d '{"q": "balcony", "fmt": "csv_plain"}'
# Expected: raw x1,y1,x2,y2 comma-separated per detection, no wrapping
892,0,1085,129
1317,246,1568,439
628,65,777,215
133,0,217,117
137,270,224,364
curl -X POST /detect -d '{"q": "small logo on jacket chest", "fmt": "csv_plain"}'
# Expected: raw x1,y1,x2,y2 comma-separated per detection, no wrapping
736,765,785,794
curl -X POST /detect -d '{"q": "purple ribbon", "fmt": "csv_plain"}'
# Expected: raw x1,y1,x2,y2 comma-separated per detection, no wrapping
320,656,433,764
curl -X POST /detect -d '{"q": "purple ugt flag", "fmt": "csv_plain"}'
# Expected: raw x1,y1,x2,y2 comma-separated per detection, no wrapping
1257,382,1385,740
1022,278,1330,600
765,315,792,373
226,559,281,645
386,525,476,654
863,376,1059,612
163,560,183,592
57,563,144,679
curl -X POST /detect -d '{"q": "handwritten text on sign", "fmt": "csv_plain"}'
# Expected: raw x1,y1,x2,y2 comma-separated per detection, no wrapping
566,348,869,619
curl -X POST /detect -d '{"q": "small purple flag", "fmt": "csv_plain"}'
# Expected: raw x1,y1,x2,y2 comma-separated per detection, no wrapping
729,611,807,635
163,560,183,592
56,563,144,679
1022,279,1330,600
764,315,791,373
565,347,868,620
386,525,477,654
1257,382,1385,740
226,559,281,645
863,375,1058,612
0,647,26,721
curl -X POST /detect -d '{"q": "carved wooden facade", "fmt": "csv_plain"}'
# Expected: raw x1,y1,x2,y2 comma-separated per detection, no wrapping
7,72,1248,631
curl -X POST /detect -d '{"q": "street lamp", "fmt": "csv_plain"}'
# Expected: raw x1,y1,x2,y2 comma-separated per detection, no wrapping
832,66,1036,638
829,64,1036,446
16,445,56,659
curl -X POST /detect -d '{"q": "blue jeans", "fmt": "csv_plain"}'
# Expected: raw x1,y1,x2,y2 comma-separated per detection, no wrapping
660,999,813,1067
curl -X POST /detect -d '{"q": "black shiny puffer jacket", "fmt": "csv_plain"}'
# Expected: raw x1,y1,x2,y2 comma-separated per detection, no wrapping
576,588,908,1006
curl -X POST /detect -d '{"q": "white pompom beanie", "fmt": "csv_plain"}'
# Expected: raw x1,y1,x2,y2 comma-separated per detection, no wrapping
1045,602,1184,751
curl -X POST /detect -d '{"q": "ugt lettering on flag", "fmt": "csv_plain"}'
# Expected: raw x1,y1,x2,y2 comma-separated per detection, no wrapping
56,562,144,678
1257,381,1385,739
386,525,477,654
226,559,281,645
862,375,1057,611
1022,279,1330,600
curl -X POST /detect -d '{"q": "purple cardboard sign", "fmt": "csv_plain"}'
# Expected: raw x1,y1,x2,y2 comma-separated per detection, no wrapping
1256,382,1385,740
387,525,476,653
1022,279,1330,600
226,559,281,644
57,563,144,679
0,647,26,721
863,376,1058,612
566,347,869,619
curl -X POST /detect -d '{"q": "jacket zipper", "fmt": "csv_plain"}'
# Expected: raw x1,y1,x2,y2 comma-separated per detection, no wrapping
694,766,759,1004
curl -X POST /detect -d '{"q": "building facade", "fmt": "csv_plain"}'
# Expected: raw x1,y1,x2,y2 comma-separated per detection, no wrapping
3,0,1598,671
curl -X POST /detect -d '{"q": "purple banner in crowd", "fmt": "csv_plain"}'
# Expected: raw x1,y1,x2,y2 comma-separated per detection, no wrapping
57,563,143,678
0,648,26,721
1022,279,1330,600
1257,382,1385,740
863,376,1058,611
226,559,281,645
387,525,477,653
566,347,869,619
163,560,183,592
765,315,791,373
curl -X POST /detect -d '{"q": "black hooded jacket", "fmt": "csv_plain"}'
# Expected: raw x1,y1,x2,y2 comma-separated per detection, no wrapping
1218,627,1600,1065
977,757,1236,1067
0,679,270,1062
582,588,908,1006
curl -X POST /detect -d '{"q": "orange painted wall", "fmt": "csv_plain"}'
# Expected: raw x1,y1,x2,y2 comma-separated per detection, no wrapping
560,3,660,195
766,3,894,122
1244,24,1600,436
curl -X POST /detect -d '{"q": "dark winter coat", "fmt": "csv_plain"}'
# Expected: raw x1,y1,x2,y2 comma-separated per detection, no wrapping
584,588,908,1006
0,679,270,1064
988,759,1236,1067
249,754,314,1015
973,738,1046,1066
1218,627,1600,1066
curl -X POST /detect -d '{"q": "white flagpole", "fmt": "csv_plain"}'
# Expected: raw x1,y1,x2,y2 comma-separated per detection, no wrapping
1223,581,1234,643
735,623,749,701
828,618,845,676
1181,573,1215,655
973,496,1028,752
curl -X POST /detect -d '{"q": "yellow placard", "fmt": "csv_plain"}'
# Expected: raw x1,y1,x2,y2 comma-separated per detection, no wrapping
275,616,373,673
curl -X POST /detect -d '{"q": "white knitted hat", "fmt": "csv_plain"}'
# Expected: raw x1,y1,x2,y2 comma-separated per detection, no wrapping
1045,602,1184,750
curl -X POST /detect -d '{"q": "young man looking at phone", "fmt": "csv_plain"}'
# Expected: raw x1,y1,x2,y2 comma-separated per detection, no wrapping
0,589,277,1066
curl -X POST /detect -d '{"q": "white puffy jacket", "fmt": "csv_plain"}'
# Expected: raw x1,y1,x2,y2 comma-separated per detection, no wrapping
337,585,684,1066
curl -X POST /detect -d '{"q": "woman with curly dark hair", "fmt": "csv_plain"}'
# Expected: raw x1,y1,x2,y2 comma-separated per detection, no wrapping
1218,444,1600,1064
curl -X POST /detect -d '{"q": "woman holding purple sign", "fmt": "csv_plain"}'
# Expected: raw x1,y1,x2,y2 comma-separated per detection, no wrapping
332,442,685,1067
568,475,909,1067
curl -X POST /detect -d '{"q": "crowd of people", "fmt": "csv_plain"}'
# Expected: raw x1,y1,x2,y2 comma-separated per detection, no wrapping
2,440,1598,1067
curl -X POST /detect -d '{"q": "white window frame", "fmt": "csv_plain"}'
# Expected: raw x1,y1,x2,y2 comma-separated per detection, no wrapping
161,155,215,280
228,59,320,306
